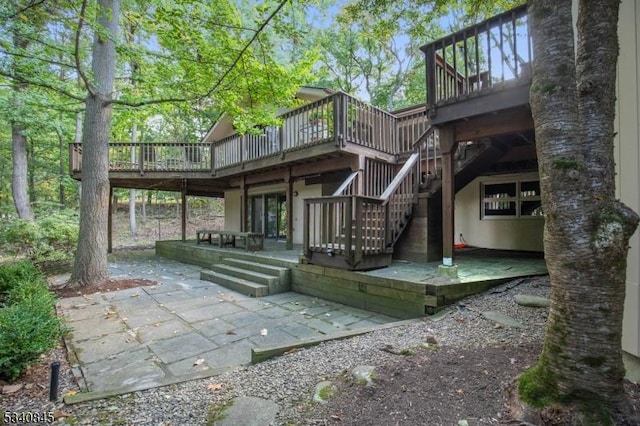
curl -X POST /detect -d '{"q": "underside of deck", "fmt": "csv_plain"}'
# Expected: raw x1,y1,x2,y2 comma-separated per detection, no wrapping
156,240,547,318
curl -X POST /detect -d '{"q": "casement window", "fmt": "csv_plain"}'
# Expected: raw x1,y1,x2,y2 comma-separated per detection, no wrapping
481,180,543,219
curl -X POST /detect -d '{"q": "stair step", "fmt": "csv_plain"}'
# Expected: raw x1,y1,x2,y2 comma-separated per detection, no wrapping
222,258,290,294
223,258,289,278
200,270,269,297
209,264,278,287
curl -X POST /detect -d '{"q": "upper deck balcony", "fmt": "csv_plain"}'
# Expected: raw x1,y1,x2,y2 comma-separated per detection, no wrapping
421,4,532,127
69,92,430,191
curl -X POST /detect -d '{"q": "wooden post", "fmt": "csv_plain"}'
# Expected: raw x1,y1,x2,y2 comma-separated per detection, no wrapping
303,200,310,258
355,155,365,195
181,179,187,242
108,186,113,254
422,45,437,117
241,177,248,232
440,126,457,266
285,169,294,250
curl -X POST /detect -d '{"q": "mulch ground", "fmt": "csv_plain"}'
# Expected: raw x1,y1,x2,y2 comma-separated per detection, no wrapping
308,344,640,425
52,277,157,298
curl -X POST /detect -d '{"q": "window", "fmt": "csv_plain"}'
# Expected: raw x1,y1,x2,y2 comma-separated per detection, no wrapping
481,180,543,219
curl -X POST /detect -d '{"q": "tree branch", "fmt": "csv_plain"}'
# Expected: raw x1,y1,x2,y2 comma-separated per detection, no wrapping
0,48,76,70
75,0,94,97
0,0,47,20
201,0,289,99
109,95,195,108
0,69,86,101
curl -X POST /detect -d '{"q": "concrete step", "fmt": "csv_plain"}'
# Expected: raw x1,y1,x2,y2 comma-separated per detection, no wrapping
200,270,269,297
222,258,290,294
210,264,279,288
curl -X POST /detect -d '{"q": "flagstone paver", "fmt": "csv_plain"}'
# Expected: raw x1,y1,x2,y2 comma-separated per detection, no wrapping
61,254,400,402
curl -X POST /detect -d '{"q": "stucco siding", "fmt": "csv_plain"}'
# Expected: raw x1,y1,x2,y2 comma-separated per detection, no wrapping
455,173,544,252
224,181,322,245
223,189,242,231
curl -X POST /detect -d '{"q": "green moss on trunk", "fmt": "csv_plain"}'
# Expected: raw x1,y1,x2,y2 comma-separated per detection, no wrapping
518,355,560,408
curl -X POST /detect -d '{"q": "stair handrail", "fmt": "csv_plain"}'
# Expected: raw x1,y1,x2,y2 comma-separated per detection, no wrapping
379,152,420,204
411,125,435,150
378,152,420,247
333,170,360,196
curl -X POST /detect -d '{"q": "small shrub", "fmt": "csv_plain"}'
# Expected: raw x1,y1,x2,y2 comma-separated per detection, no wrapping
0,260,41,298
0,261,66,381
0,212,78,262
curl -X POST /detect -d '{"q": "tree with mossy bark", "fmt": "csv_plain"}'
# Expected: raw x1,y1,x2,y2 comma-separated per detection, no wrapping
518,0,639,422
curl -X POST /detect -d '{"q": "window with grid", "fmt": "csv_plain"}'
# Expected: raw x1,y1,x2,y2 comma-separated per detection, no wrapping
481,180,543,219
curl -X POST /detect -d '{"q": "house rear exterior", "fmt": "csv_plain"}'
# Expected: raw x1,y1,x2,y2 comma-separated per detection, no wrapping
69,2,640,379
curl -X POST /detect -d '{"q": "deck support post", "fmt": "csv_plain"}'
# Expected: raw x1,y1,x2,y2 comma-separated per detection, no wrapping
285,169,294,250
352,155,365,195
439,127,457,271
241,177,248,232
181,179,187,242
108,186,113,254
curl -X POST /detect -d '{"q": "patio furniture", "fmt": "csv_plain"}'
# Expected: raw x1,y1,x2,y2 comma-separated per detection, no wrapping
196,229,264,251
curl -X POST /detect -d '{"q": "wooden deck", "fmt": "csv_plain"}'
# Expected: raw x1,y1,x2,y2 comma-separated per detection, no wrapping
421,4,533,129
69,92,427,194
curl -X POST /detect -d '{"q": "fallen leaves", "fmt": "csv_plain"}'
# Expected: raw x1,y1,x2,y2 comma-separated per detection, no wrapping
54,410,71,419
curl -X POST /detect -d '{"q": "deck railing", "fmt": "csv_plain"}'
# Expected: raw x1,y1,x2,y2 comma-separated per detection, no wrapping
421,4,531,110
397,107,429,154
71,92,415,175
69,142,212,173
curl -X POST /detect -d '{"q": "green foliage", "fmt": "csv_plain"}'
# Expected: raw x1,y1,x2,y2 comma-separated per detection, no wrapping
206,399,234,425
518,356,560,408
0,260,65,381
0,260,41,300
0,211,78,262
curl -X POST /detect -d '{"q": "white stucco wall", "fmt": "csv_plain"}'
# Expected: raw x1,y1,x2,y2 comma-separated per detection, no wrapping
293,182,322,244
454,172,544,252
223,189,242,231
223,181,322,244
616,0,640,359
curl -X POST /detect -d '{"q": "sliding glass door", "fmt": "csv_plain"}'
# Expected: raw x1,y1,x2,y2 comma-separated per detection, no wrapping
249,193,287,240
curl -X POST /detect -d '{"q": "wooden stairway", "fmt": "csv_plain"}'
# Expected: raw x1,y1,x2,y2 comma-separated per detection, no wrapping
303,128,505,270
303,152,419,270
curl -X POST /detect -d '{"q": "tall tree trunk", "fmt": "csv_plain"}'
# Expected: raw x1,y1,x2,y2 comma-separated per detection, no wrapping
11,119,33,220
129,121,137,236
75,111,83,202
10,29,34,220
28,137,35,204
70,0,119,286
520,0,639,418
141,190,146,218
57,128,65,207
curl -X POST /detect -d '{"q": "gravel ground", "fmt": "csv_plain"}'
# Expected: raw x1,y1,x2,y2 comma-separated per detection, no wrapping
4,276,552,425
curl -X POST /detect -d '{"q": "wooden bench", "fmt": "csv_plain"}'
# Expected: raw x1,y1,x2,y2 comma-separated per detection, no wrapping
196,230,264,251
